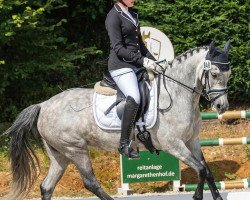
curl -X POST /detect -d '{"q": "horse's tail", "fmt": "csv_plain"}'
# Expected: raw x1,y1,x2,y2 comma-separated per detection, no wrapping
4,104,42,200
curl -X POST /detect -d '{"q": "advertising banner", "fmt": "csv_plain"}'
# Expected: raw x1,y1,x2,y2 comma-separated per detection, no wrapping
121,151,180,183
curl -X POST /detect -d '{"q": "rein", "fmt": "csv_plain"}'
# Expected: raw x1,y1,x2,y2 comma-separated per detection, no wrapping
156,68,204,113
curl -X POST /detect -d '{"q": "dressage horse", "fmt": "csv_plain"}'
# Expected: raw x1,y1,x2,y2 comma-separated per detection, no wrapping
4,41,231,200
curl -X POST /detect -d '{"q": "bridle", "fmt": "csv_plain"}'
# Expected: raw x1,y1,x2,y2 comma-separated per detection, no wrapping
201,60,230,103
155,54,230,112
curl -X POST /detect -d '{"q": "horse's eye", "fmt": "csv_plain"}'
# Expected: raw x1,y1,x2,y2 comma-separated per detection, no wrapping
211,73,218,78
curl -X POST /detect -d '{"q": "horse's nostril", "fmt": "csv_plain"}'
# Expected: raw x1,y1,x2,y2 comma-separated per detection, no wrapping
216,104,221,110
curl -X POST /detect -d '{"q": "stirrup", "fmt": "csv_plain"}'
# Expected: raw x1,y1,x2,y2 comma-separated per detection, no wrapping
118,141,140,159
136,127,159,155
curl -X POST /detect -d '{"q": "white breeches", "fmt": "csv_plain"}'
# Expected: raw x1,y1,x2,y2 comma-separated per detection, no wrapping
109,68,140,104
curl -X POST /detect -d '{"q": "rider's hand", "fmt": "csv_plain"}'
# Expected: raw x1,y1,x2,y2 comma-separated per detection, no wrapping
143,58,164,72
143,58,157,70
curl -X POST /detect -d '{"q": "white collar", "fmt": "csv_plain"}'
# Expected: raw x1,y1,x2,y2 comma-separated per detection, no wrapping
114,4,138,27
120,6,128,12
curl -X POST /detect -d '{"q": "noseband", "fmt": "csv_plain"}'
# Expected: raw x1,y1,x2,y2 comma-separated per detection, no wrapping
201,60,229,103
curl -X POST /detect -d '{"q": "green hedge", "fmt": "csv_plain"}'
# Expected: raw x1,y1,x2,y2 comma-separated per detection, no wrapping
0,0,249,122
136,0,249,102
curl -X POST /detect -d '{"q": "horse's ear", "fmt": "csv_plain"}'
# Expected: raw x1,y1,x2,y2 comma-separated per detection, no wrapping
209,41,216,53
224,40,231,55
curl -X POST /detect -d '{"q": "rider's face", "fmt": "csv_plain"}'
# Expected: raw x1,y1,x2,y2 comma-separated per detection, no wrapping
123,0,136,7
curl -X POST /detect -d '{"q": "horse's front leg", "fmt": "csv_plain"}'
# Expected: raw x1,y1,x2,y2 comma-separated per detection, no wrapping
160,137,207,200
201,156,223,200
193,168,206,200
187,139,223,200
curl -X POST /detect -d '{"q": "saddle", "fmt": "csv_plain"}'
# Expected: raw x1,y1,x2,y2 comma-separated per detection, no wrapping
101,68,150,120
96,68,159,155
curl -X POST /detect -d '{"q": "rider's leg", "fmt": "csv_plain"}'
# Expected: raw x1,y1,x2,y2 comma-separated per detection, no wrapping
110,68,140,104
110,68,140,158
119,96,139,158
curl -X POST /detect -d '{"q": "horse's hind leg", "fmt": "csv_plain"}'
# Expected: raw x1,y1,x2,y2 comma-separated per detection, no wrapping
40,141,70,200
187,139,223,200
69,143,114,200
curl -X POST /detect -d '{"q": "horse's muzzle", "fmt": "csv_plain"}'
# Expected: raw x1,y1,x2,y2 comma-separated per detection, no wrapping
212,96,229,114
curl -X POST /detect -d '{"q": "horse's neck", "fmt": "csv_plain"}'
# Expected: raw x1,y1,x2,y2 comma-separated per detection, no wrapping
158,50,207,111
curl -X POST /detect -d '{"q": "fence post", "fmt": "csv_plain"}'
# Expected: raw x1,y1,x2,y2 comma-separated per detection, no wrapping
118,155,134,195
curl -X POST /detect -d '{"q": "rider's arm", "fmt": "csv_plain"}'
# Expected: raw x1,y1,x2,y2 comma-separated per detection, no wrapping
105,13,144,65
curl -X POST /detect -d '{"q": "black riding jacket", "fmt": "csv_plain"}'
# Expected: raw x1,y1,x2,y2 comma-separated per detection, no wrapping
105,4,155,71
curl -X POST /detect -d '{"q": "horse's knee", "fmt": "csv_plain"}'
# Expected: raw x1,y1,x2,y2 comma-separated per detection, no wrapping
198,166,207,178
204,166,214,179
206,171,214,181
40,184,53,200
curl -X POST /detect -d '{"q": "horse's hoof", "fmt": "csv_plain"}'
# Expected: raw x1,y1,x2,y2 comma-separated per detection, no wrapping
216,197,223,200
193,196,203,200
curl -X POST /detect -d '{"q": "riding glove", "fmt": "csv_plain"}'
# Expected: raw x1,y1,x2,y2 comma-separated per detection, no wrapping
143,58,157,69
143,58,162,72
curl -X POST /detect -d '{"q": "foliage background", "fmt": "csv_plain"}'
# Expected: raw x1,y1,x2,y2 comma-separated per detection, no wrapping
0,0,249,123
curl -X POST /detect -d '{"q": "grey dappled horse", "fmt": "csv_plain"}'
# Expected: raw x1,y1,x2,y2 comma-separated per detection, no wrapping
4,41,231,200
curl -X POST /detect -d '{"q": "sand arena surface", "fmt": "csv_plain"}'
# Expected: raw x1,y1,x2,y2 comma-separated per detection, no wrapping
0,108,249,199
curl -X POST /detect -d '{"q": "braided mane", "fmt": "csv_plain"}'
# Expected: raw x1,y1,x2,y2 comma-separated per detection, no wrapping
173,46,209,64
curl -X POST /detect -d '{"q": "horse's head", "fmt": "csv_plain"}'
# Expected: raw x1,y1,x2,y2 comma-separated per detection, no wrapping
202,41,231,114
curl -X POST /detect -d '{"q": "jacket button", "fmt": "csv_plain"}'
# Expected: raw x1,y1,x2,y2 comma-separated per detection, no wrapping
135,29,138,32
136,43,139,46
136,36,138,38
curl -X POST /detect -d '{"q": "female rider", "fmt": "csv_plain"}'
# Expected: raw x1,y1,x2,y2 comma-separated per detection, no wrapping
105,0,158,158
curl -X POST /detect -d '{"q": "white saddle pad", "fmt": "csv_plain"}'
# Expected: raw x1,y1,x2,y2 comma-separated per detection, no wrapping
93,79,158,130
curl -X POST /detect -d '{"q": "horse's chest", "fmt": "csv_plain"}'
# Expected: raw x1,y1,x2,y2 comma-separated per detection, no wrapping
161,116,199,139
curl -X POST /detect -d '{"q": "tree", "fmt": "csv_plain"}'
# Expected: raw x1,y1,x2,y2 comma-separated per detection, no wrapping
0,0,249,122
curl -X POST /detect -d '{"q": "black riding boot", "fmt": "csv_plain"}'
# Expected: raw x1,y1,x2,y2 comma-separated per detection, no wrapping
118,96,140,159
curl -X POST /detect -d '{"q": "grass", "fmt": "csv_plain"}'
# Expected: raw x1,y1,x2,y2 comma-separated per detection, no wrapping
224,172,238,180
243,145,250,160
0,152,9,172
